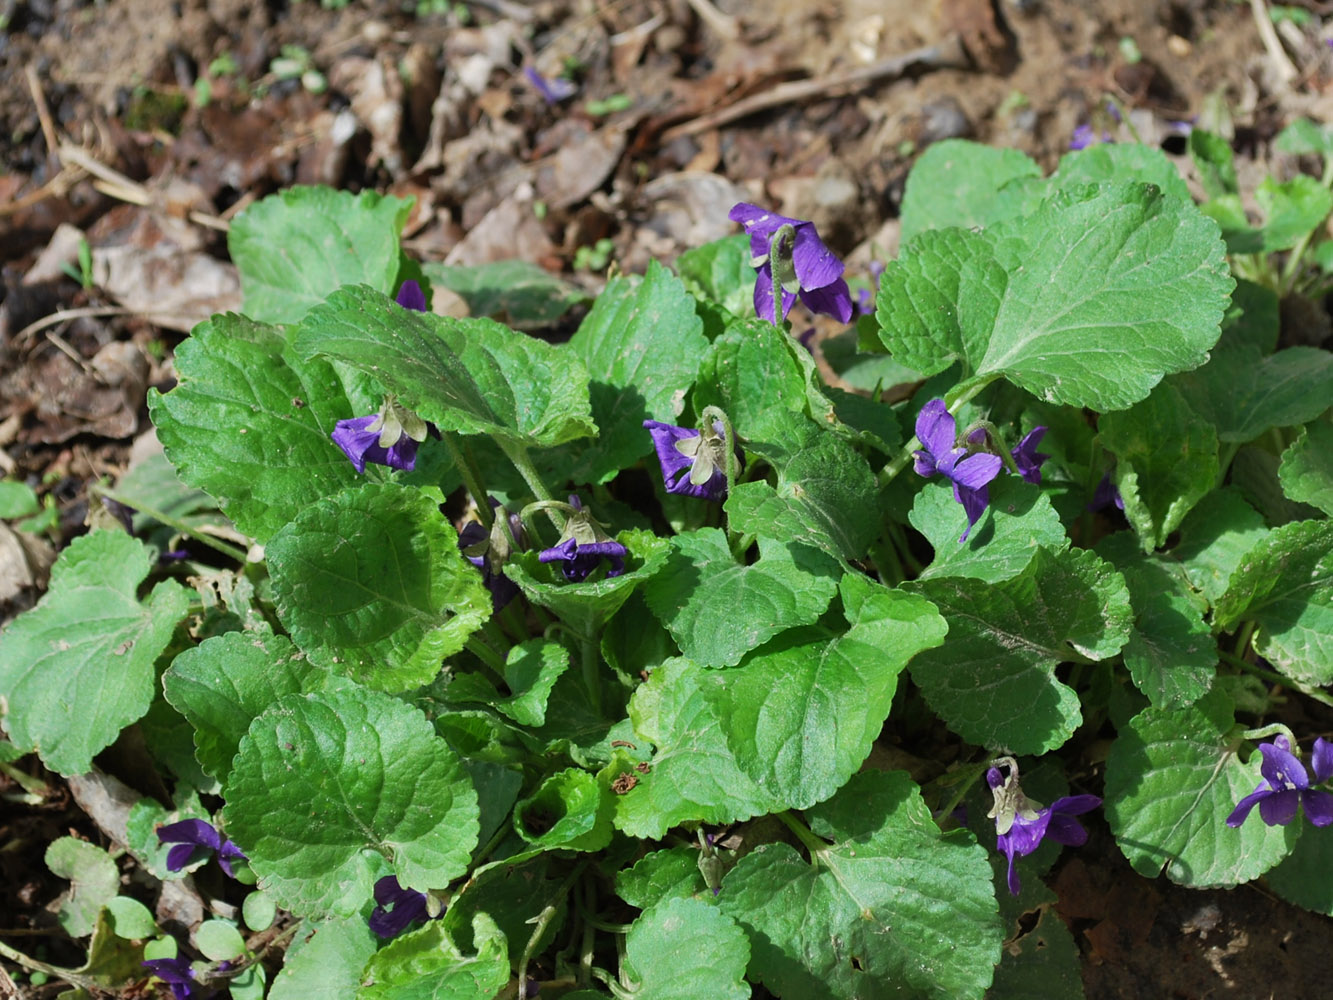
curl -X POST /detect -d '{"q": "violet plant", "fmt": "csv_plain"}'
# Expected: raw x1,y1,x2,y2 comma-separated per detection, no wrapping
1,135,1332,999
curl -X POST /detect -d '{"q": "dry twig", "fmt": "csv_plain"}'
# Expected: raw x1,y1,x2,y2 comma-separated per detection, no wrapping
661,37,967,141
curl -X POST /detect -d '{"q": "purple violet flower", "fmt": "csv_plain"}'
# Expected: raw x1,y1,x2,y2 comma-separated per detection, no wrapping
1010,427,1050,485
331,414,423,474
729,203,853,324
540,537,627,582
1088,471,1125,512
458,502,523,611
524,66,577,104
142,957,198,1000
156,818,247,879
986,766,1100,896
368,876,436,939
395,279,427,312
538,495,627,582
1070,124,1114,150
643,420,731,502
913,399,1004,542
1227,735,1333,829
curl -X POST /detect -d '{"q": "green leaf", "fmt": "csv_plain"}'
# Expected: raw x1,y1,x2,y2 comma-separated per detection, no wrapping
676,233,755,319
643,529,839,668
446,638,569,727
105,896,158,939
0,479,40,518
1189,129,1238,199
514,766,614,852
1267,824,1333,915
1220,278,1279,354
879,184,1232,411
296,285,596,448
906,547,1131,754
981,183,1231,410
440,852,567,963
912,476,1068,583
163,629,321,780
506,528,670,640
1173,343,1333,443
874,226,1006,378
423,258,588,329
148,313,372,544
269,917,379,1000
694,319,835,462
1256,175,1333,251
0,531,189,776
616,847,708,907
242,890,277,932
1213,519,1333,686
1051,142,1194,203
268,484,491,692
1172,487,1268,604
614,658,780,839
1275,117,1333,156
1100,381,1219,551
357,913,510,1000
224,685,479,918
1104,693,1297,886
823,386,902,455
1279,420,1333,515
724,434,880,563
229,186,410,324
899,140,1042,242
197,920,246,961
700,575,946,809
46,837,119,937
718,770,1001,1000
1095,533,1215,707
616,896,750,1000
566,261,708,483
987,891,1086,1000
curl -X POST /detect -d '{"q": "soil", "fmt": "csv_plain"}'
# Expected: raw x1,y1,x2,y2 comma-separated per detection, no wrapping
3,0,1333,997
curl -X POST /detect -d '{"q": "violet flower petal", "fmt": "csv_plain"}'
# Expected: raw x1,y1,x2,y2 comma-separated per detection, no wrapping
798,277,854,323
395,279,427,312
1011,426,1050,485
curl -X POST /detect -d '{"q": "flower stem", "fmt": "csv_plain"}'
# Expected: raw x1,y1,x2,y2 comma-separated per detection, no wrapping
702,405,742,552
582,637,603,716
515,862,587,998
0,939,100,992
96,485,250,563
498,440,564,533
1220,649,1333,709
442,433,493,530
775,810,827,866
465,635,507,677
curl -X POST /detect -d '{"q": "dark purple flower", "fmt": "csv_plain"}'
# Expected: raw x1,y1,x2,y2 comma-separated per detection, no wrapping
729,203,853,324
368,876,436,939
1069,124,1114,150
157,819,247,879
331,415,421,474
395,279,427,312
539,537,627,582
643,420,730,501
142,957,198,1000
986,767,1100,896
538,496,628,582
1088,471,1125,512
1011,427,1050,485
524,66,576,104
458,503,523,611
1227,736,1333,829
913,399,1003,542
855,261,885,317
